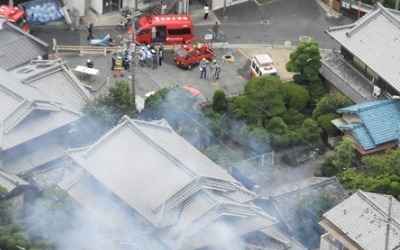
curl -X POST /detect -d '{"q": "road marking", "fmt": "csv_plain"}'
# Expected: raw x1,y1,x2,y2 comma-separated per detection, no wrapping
253,0,284,6
236,48,251,61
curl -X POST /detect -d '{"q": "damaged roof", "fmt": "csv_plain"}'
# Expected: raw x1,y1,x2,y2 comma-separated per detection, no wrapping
262,177,348,234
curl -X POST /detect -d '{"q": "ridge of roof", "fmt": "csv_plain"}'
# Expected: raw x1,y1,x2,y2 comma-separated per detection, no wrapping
82,116,199,177
271,177,342,199
0,68,50,103
4,21,49,48
346,3,400,38
337,99,395,113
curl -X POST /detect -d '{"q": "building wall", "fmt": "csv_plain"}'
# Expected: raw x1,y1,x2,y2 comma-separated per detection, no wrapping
211,0,248,11
71,0,86,16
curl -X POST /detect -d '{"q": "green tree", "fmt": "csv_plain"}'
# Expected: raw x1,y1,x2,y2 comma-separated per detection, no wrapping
83,81,137,125
294,118,322,142
316,113,341,137
362,149,400,176
286,41,322,86
283,83,310,111
312,93,353,119
281,108,305,126
335,138,355,170
141,86,197,129
72,81,138,146
234,76,286,125
212,89,228,113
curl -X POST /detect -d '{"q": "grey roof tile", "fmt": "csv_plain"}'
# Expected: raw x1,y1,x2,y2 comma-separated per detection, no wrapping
0,22,48,71
322,190,400,250
320,53,374,103
266,177,348,234
326,3,400,93
1,140,66,175
0,171,29,192
66,117,279,249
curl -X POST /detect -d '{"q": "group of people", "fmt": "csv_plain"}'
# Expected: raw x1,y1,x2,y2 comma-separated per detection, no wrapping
199,58,221,80
111,50,132,77
138,44,164,69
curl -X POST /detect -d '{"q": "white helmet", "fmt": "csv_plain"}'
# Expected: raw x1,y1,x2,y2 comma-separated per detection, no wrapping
87,59,91,63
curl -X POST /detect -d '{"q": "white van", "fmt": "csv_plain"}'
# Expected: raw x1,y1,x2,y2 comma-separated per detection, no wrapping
250,54,278,78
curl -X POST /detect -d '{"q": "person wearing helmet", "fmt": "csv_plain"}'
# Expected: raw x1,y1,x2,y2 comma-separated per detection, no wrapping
199,58,208,79
86,59,93,68
114,56,124,77
210,59,221,79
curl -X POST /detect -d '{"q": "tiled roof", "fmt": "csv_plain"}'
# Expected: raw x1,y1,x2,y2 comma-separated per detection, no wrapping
320,52,374,103
326,3,400,92
0,21,48,71
7,59,91,111
264,177,348,234
1,139,66,175
0,59,91,151
0,171,29,193
67,117,278,249
320,190,400,250
337,99,400,150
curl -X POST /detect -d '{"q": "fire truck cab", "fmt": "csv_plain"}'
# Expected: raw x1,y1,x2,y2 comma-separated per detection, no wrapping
135,14,193,45
0,5,29,32
174,38,215,69
250,54,278,78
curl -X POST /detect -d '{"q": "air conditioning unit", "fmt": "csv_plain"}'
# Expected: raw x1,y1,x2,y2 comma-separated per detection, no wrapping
373,86,381,97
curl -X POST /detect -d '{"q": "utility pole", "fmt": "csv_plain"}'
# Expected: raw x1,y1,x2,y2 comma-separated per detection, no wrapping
130,24,136,93
384,195,392,250
8,0,13,7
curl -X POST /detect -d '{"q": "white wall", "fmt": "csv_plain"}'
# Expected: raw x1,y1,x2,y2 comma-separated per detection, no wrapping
211,0,248,11
71,0,86,16
92,0,103,14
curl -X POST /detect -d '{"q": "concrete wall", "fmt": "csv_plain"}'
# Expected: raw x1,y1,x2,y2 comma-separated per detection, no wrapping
70,0,86,16
92,0,103,14
211,0,248,11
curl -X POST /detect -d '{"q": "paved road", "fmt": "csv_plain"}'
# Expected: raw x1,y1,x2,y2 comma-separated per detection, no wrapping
29,0,354,100
32,0,353,49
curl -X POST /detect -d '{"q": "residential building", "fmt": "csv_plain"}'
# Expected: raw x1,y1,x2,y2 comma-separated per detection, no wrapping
0,21,91,184
321,3,400,103
256,177,348,236
319,190,400,250
59,116,307,249
332,99,400,155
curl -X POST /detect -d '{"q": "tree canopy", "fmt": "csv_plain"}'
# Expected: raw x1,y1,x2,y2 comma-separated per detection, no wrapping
72,81,138,146
286,41,322,86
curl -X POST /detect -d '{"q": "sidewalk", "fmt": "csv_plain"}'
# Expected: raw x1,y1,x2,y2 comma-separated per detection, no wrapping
79,2,221,27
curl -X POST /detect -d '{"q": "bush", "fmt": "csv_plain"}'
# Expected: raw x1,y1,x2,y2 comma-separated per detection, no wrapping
212,89,228,113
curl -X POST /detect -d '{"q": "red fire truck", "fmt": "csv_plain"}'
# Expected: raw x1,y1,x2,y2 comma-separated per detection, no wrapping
174,37,215,69
135,14,193,46
0,5,29,32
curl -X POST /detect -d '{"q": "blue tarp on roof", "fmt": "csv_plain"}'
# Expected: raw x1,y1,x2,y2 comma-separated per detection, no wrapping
338,99,400,150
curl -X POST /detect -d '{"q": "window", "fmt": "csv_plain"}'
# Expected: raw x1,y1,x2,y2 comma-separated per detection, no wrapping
168,28,191,35
138,29,150,36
